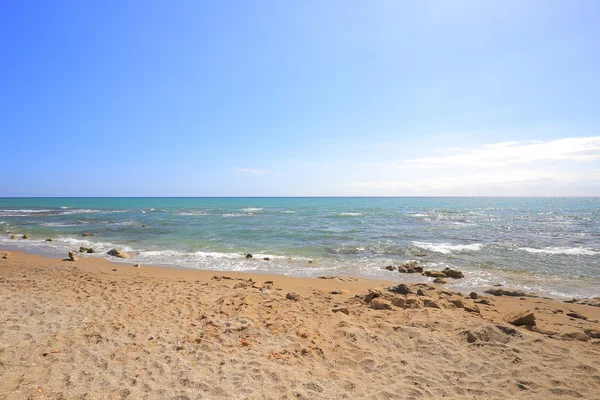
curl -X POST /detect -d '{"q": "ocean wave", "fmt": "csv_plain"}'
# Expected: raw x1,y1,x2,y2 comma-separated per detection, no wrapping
222,213,250,217
339,212,363,216
242,207,264,212
519,247,598,256
412,241,483,254
59,209,130,215
177,211,210,216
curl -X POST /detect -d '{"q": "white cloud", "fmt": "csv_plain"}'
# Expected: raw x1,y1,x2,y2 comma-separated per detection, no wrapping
345,136,600,196
236,168,271,175
405,137,600,167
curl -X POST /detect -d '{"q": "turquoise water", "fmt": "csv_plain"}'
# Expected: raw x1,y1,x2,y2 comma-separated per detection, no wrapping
1,197,599,298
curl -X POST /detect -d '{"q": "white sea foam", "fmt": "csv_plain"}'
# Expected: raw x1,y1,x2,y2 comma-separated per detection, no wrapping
222,213,248,217
339,212,362,216
242,207,264,212
412,241,483,254
177,211,210,216
520,247,598,256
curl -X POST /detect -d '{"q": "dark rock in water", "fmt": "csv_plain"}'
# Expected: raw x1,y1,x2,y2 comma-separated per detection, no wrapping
398,261,423,273
504,310,536,326
245,254,253,258
82,232,94,237
286,292,300,301
107,249,131,259
442,268,464,279
415,253,426,257
141,224,147,227
79,247,89,253
263,257,270,261
389,284,412,295
86,248,95,254
423,271,446,278
22,234,29,239
68,251,78,262
45,238,53,242
383,265,396,271
433,278,448,284
10,235,17,239
485,288,536,297
469,292,478,299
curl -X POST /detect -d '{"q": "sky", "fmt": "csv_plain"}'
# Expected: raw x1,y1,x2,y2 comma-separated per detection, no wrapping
1,0,599,196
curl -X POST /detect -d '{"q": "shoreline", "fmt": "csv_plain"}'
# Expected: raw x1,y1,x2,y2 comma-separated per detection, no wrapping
2,249,600,398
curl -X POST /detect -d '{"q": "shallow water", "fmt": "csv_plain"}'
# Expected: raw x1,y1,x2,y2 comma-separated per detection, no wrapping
1,197,599,298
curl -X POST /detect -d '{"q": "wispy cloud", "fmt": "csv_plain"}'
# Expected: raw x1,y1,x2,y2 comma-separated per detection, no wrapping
346,136,600,196
236,168,272,175
405,137,600,167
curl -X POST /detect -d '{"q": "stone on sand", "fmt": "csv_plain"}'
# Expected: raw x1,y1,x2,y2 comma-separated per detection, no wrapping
107,249,131,259
2,251,12,259
332,307,350,315
68,252,78,262
286,292,300,301
504,310,536,326
442,268,464,279
389,284,412,295
368,298,392,310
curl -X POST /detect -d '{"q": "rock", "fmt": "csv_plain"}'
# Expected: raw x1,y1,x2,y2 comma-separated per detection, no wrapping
111,268,117,272
397,261,423,273
368,298,392,310
423,299,443,309
286,292,300,301
405,297,423,309
389,284,412,295
464,305,481,314
330,290,343,295
469,292,478,299
485,288,535,297
391,297,406,308
433,278,448,284
79,247,89,253
245,254,253,258
416,289,427,296
263,257,270,261
1,251,12,259
82,232,94,237
423,271,446,278
559,332,590,342
442,268,464,279
86,248,95,254
415,253,426,257
383,265,396,271
134,264,141,268
332,307,350,315
264,280,274,285
504,310,536,326
10,235,17,239
141,224,147,227
68,252,78,262
449,299,465,308
45,238,53,242
475,299,492,305
566,311,588,320
365,289,383,303
584,329,600,339
107,249,130,259
462,323,521,344
22,234,29,239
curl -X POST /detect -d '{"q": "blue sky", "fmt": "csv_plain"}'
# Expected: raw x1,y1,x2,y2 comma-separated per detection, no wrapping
1,0,599,196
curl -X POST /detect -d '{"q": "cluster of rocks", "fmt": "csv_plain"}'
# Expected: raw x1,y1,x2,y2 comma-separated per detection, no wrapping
107,249,130,259
10,234,29,240
383,261,465,280
564,297,600,308
360,284,482,313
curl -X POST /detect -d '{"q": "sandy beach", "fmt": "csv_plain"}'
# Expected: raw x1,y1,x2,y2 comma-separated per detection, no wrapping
1,250,600,399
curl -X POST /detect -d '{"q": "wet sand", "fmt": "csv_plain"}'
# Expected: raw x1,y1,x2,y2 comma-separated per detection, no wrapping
1,250,600,399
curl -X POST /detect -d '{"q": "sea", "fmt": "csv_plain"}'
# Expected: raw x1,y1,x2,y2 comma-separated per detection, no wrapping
1,197,599,299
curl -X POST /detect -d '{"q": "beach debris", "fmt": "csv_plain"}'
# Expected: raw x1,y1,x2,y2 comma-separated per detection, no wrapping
332,307,350,315
68,252,78,262
245,253,253,258
433,278,448,284
286,292,300,301
469,292,479,299
504,310,536,326
368,298,392,310
485,288,536,297
82,232,94,237
45,238,53,241
107,249,131,259
2,251,12,259
584,329,600,339
134,264,141,268
22,234,29,239
389,284,413,295
559,331,590,342
566,311,588,320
